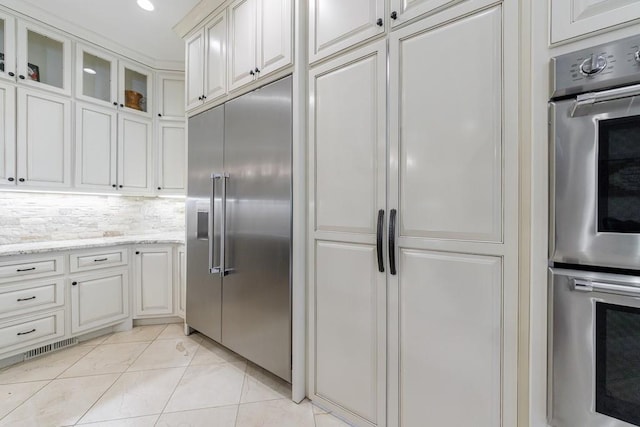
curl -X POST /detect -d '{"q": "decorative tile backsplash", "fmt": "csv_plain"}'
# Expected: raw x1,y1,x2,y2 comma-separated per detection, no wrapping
0,193,185,245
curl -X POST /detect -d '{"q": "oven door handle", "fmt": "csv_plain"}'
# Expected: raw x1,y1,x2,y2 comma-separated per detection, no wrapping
573,279,640,297
571,83,640,116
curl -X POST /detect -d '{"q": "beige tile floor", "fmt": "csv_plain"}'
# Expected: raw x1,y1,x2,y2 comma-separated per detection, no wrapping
0,324,351,427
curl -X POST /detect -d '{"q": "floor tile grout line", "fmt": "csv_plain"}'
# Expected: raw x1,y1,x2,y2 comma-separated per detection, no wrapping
233,368,248,427
72,329,160,426
0,377,53,423
153,344,199,426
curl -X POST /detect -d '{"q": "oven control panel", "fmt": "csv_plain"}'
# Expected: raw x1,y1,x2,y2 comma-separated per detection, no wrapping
551,34,640,98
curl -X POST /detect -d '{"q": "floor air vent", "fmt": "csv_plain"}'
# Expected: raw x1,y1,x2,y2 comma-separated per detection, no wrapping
24,338,78,360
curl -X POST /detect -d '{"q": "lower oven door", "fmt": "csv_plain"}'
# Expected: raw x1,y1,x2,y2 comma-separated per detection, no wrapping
550,268,640,427
551,87,640,270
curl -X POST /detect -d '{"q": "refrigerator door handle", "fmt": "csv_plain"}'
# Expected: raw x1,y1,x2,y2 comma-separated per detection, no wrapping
209,173,222,274
221,173,230,276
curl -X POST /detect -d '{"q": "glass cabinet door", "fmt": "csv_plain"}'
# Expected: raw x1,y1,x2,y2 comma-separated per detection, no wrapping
76,45,117,107
119,61,152,116
17,22,71,95
0,12,16,82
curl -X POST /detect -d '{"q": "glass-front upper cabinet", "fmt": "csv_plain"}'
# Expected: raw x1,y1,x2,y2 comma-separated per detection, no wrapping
119,60,152,117
76,44,117,107
17,22,71,95
0,12,16,82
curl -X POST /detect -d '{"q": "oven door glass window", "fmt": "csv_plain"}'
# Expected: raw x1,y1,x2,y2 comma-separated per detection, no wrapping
598,116,640,233
596,302,640,425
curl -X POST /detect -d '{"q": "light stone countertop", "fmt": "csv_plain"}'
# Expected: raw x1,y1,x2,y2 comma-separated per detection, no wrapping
0,233,186,257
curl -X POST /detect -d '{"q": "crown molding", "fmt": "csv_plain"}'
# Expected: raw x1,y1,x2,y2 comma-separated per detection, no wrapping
173,0,225,39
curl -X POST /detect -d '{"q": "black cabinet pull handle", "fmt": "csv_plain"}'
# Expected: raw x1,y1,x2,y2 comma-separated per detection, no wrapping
17,329,36,336
198,96,203,100
202,95,207,99
17,296,36,302
17,267,36,272
135,251,140,255
255,67,260,73
8,177,14,182
113,101,118,106
389,209,397,275
18,178,25,182
377,18,383,26
158,113,162,117
391,11,398,20
94,258,108,262
377,209,385,273
19,75,25,80
72,281,78,286
8,72,15,77
157,187,161,190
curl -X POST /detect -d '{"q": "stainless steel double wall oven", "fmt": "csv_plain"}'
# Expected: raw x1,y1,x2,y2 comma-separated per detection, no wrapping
550,35,640,427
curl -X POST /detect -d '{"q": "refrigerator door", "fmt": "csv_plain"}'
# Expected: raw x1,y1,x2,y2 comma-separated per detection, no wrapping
222,76,292,381
186,104,224,342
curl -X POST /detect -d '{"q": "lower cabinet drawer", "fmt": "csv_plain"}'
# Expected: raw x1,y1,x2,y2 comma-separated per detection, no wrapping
70,248,128,273
0,310,65,355
0,256,64,283
0,279,65,320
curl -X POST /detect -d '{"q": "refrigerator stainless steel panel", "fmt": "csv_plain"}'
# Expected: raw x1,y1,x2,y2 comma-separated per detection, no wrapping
222,76,292,382
186,105,224,342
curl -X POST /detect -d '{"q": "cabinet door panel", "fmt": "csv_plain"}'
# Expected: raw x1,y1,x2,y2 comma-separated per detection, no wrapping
205,12,227,102
397,249,501,427
551,0,640,42
257,0,292,75
186,30,204,110
17,88,71,187
0,81,15,185
158,123,185,193
391,7,502,242
309,0,385,63
0,13,16,82
75,103,117,190
229,0,257,91
178,248,186,318
118,114,152,192
76,44,118,107
314,241,384,424
135,248,173,317
311,42,386,234
159,75,185,119
71,270,129,334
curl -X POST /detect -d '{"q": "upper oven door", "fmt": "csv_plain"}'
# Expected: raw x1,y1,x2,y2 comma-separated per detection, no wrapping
551,88,640,270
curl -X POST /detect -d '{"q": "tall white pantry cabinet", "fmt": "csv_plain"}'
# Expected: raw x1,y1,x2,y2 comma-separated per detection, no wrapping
308,1,519,426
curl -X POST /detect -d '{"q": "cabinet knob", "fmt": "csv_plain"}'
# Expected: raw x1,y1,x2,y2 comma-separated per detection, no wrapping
18,178,25,182
254,67,260,74
202,95,207,99
135,251,140,255
158,113,162,117
157,187,161,190
72,281,78,286
19,74,25,80
113,101,118,106
7,177,14,182
249,70,255,76
120,104,124,108
391,11,398,19
112,184,117,188
8,72,15,77
198,96,203,100
377,18,383,26
119,185,123,188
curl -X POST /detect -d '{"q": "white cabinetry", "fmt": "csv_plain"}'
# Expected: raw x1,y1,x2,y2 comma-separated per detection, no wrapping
16,88,71,188
186,11,227,110
228,0,292,91
118,114,153,193
176,246,186,318
0,11,17,83
75,44,118,108
157,72,185,120
0,80,16,184
309,4,517,427
551,0,640,43
133,247,174,318
156,121,185,195
308,0,385,63
70,268,129,334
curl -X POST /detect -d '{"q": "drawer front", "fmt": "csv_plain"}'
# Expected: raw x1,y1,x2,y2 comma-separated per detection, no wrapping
0,310,65,355
70,248,128,273
0,256,64,283
0,279,64,320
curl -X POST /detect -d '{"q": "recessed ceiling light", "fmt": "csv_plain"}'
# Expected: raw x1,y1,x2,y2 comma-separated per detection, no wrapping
83,67,97,75
137,0,154,11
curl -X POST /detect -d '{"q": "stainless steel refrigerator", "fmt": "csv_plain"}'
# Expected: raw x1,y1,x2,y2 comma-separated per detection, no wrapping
186,76,292,382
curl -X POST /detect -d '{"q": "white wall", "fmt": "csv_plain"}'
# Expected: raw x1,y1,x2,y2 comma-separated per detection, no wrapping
0,192,184,244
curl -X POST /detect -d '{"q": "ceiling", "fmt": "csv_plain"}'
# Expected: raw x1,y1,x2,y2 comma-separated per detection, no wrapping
7,0,200,67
